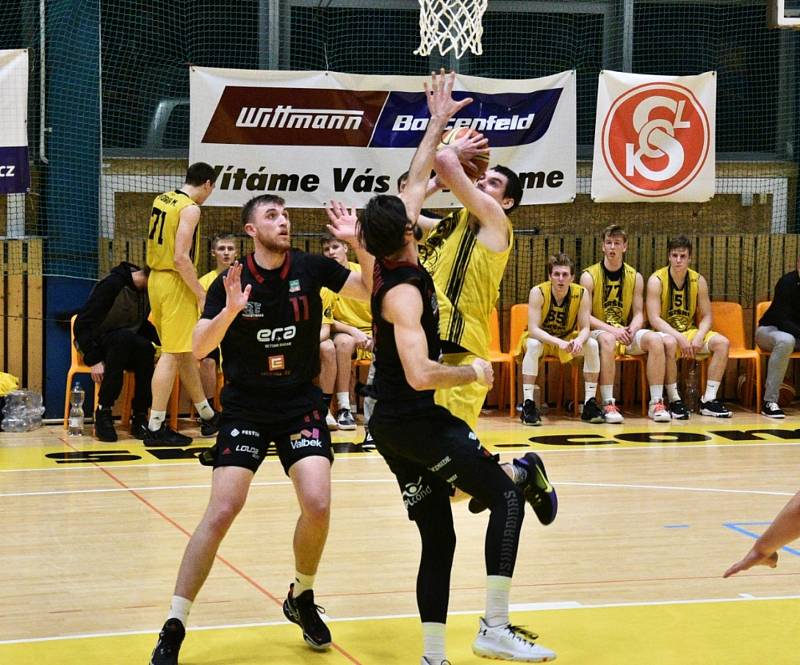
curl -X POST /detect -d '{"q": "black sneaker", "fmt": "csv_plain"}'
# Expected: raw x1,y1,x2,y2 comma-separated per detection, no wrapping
94,407,117,442
761,401,785,419
149,618,185,665
513,452,558,525
144,424,192,446
336,408,356,431
520,399,541,426
199,410,220,437
361,428,376,451
700,399,732,418
131,412,149,440
669,399,690,420
283,583,332,650
581,397,604,423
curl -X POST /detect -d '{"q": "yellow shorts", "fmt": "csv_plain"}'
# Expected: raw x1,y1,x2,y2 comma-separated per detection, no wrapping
434,352,488,431
515,330,579,363
672,328,718,357
148,270,199,354
355,347,373,362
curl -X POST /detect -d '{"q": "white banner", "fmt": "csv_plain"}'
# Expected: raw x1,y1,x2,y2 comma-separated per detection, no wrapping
591,70,715,202
190,67,576,208
0,49,30,194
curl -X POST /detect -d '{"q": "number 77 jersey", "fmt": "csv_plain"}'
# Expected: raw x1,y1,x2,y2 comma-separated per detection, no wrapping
146,189,199,270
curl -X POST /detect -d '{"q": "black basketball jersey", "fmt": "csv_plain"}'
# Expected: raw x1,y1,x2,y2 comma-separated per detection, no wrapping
371,258,441,406
202,249,349,420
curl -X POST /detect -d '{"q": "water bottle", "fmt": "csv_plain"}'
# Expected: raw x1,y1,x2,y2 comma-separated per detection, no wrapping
684,363,700,413
68,382,85,436
1,391,26,432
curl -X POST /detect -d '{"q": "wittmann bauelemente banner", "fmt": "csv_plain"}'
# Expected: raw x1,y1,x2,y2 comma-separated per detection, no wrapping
591,70,716,203
190,67,576,208
0,49,30,194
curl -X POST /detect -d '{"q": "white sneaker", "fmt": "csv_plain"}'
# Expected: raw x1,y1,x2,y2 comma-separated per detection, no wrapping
472,617,556,662
325,412,338,431
602,400,624,423
648,399,672,422
421,659,452,665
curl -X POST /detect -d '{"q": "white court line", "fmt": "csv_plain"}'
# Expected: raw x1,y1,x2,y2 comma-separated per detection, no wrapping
3,593,799,645
1,439,799,475
1,478,796,500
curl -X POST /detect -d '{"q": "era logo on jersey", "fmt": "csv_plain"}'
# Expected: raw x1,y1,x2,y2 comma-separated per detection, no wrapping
601,82,710,197
257,325,296,342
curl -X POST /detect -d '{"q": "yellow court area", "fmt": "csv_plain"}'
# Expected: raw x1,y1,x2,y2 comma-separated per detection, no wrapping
1,410,800,664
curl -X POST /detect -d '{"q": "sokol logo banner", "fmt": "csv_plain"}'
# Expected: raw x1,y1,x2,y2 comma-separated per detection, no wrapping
191,67,575,207
591,70,715,203
0,49,30,195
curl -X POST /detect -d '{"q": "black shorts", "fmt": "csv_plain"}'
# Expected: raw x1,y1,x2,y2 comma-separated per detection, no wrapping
370,402,499,521
204,347,220,363
201,407,333,475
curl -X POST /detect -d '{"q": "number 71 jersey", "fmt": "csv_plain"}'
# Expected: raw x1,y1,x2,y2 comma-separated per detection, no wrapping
146,190,199,271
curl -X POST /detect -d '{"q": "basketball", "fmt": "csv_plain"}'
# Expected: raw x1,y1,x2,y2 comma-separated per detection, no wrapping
438,127,490,179
777,382,796,407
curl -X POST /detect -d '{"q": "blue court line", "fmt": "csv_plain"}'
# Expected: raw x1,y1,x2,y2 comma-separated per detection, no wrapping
664,524,690,528
724,521,800,557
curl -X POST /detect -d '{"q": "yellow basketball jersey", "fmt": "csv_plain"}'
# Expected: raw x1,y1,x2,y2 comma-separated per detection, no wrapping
198,269,220,292
320,287,336,325
332,262,371,333
583,261,637,326
538,281,583,338
653,266,699,332
420,207,513,358
146,190,199,271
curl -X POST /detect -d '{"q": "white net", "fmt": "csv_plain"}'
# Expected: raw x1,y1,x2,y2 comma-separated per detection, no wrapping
414,0,488,58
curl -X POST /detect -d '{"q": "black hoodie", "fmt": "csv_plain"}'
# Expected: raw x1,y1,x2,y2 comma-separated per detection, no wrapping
74,262,157,365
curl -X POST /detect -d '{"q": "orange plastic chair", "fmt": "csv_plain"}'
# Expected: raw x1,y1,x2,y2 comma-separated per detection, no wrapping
755,300,800,396
509,303,580,417
615,352,647,416
700,301,761,410
488,307,516,416
64,315,134,430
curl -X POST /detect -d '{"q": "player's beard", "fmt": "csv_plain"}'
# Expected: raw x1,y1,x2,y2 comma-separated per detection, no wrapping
257,229,291,253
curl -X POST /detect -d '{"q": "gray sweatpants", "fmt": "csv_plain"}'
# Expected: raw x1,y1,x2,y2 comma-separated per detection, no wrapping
755,325,800,402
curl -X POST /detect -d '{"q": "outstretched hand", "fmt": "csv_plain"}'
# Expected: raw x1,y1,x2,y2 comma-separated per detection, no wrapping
325,201,360,247
425,69,472,122
223,262,251,314
723,548,779,578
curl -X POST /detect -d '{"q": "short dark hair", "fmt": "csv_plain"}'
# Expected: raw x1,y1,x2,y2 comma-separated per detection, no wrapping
185,162,217,186
548,252,575,276
667,235,692,255
211,233,236,249
241,194,286,227
603,224,627,242
320,230,339,245
359,194,410,260
491,165,523,213
396,171,409,192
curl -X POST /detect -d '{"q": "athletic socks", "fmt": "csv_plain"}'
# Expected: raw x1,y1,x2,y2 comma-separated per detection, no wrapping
703,380,721,403
585,382,598,401
148,410,166,431
167,595,193,625
522,384,535,402
666,383,680,402
484,575,511,627
336,391,351,411
599,384,613,403
422,622,447,663
650,384,664,403
293,571,316,597
195,400,215,421
322,393,333,411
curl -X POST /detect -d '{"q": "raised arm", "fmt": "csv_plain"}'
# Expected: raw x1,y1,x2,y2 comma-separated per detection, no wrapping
384,283,492,391
325,201,373,301
193,262,251,360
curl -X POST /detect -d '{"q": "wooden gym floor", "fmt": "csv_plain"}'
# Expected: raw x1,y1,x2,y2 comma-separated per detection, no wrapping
1,405,799,664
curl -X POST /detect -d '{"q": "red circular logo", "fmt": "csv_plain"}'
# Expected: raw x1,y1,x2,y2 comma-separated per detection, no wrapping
601,82,710,197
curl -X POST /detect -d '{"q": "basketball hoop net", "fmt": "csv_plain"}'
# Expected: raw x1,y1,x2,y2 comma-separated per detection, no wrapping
414,0,488,59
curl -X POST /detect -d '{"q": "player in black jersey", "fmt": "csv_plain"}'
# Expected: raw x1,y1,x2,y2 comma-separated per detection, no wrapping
327,70,557,665
147,193,372,664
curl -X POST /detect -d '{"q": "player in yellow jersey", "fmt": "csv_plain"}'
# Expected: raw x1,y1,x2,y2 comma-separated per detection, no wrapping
417,140,522,431
518,253,605,425
146,161,220,444
197,234,237,404
318,282,340,431
646,235,732,418
320,232,373,431
579,224,674,423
